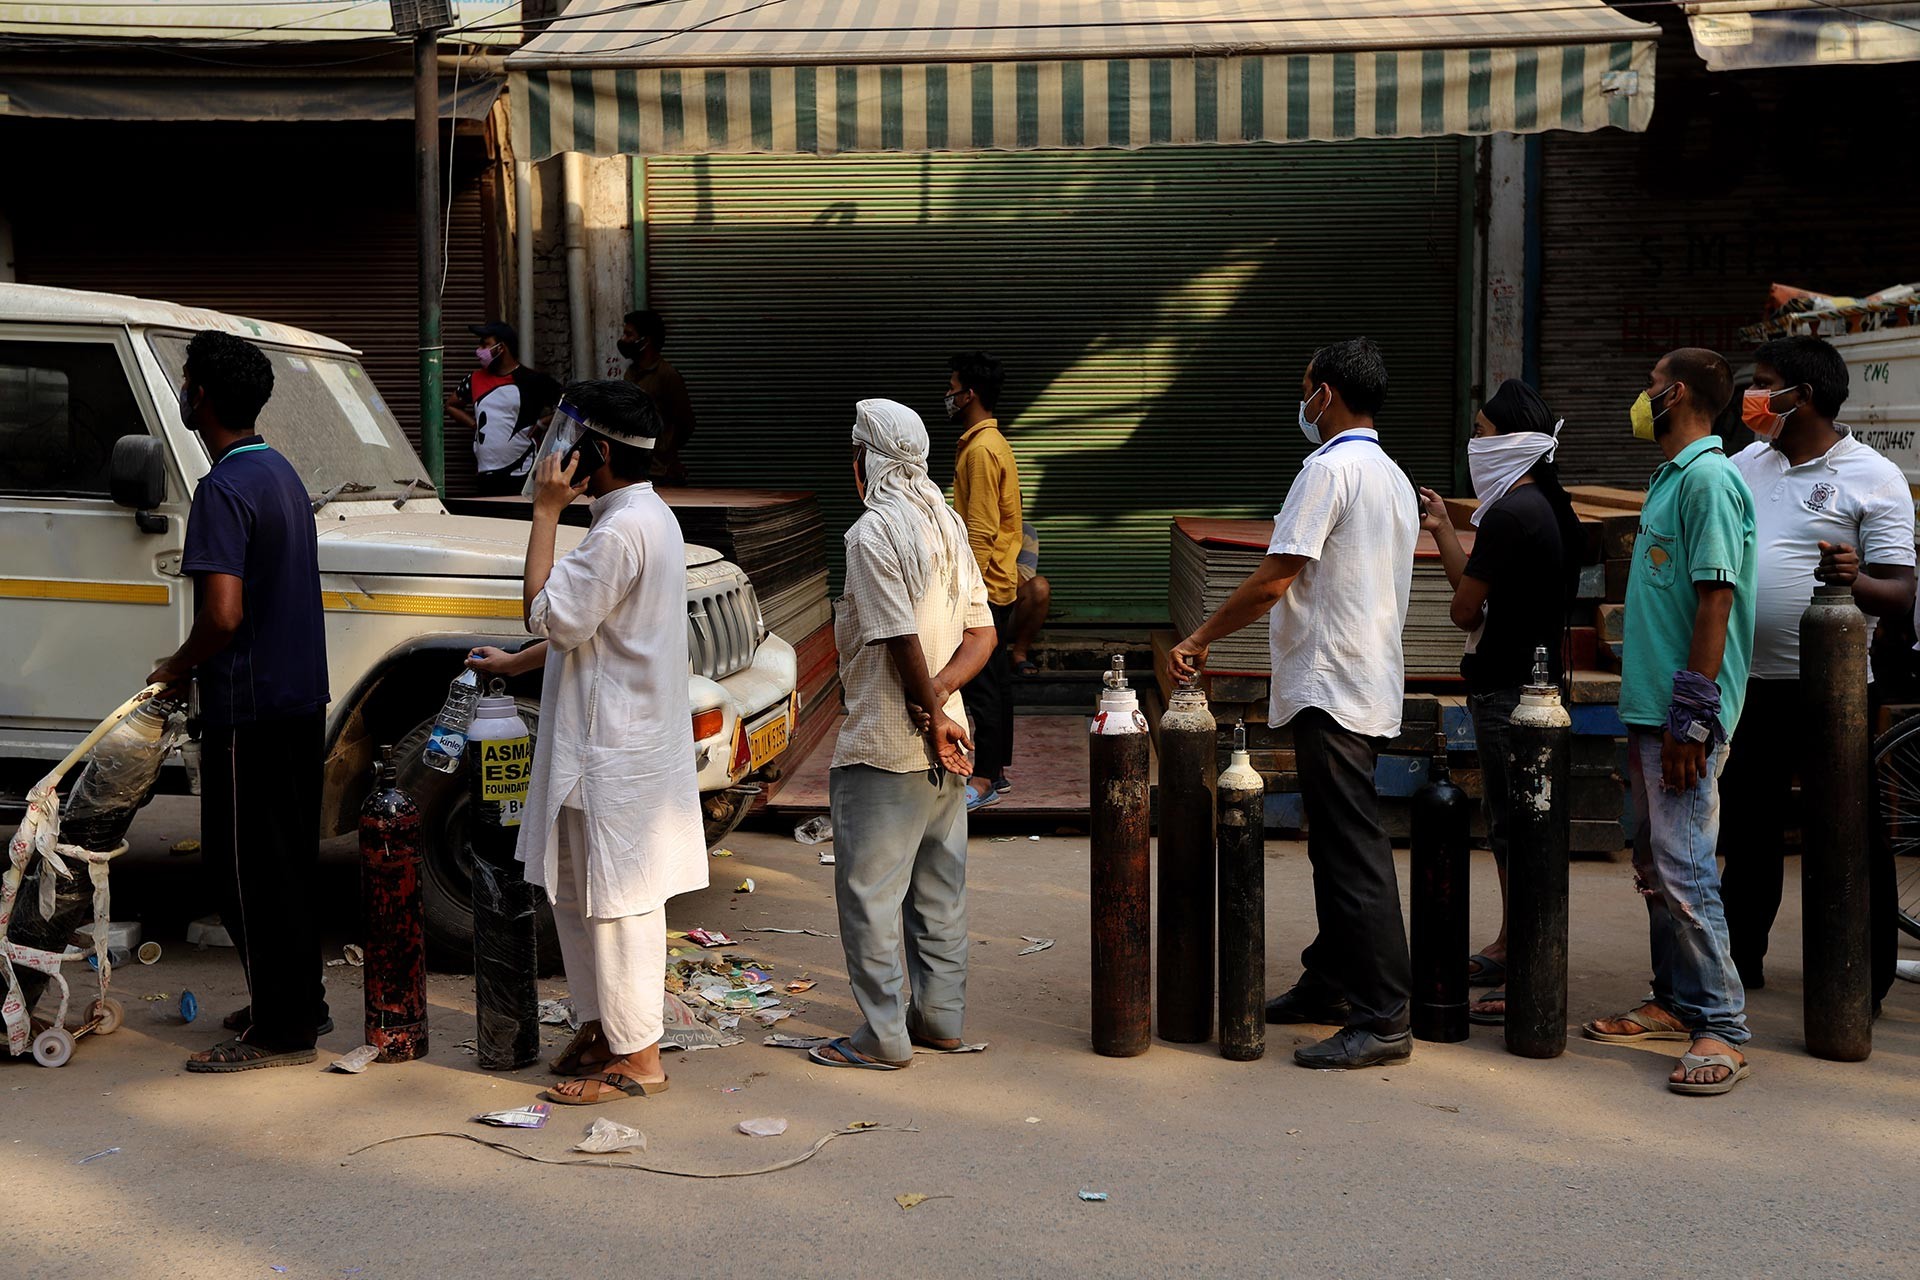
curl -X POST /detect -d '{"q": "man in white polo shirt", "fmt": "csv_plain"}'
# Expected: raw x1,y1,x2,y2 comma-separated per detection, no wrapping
1723,335,1916,1002
1171,337,1419,1070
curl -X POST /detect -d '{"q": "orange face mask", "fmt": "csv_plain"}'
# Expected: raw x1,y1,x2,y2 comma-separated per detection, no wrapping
1741,386,1795,441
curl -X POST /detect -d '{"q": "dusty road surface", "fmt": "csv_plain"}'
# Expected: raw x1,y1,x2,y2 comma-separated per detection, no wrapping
7,796,1918,1279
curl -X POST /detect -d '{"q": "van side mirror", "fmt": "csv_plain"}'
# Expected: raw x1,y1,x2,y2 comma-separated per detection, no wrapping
110,435,169,533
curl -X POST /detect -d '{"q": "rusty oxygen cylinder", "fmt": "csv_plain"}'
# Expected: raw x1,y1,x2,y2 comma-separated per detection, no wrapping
1800,584,1872,1062
468,682,540,1071
1505,646,1571,1060
1090,655,1151,1057
1409,730,1471,1043
1157,677,1216,1043
361,746,427,1062
1216,722,1266,1062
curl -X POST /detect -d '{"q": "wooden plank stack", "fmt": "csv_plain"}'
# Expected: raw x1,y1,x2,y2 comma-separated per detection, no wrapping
664,488,832,646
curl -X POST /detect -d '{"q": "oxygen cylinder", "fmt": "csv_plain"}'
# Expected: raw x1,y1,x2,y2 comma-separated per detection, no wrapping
361,746,427,1062
467,683,539,1071
1216,722,1266,1062
1410,732,1471,1043
1800,584,1872,1062
1505,647,1571,1060
1157,679,1216,1044
1089,655,1151,1057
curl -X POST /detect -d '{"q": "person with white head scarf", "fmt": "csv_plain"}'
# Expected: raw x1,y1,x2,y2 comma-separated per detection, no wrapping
1417,379,1585,1027
809,398,998,1071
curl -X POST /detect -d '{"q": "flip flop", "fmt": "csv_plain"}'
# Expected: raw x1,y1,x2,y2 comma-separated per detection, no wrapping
542,1071,669,1105
1581,1007,1691,1044
1466,954,1506,987
1668,1052,1751,1096
1014,659,1039,677
808,1036,910,1070
1467,988,1506,1025
184,1039,318,1073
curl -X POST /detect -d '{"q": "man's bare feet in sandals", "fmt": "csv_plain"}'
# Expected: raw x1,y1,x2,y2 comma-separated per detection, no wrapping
1669,1036,1749,1095
1583,1002,1690,1042
544,1046,667,1103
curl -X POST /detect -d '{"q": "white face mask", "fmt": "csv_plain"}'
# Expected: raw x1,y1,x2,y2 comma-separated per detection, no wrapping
1298,386,1329,445
1465,425,1561,525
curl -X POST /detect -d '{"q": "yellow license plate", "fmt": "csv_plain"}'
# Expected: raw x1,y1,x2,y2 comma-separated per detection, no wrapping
748,712,790,770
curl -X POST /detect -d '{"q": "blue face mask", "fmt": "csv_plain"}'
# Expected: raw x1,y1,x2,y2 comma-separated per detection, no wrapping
1298,386,1329,445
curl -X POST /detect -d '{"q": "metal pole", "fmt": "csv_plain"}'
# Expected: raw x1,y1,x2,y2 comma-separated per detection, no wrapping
1410,733,1470,1043
1800,584,1872,1061
1156,679,1215,1043
414,32,445,492
1216,723,1265,1062
1505,647,1570,1059
1089,655,1151,1057
515,159,536,365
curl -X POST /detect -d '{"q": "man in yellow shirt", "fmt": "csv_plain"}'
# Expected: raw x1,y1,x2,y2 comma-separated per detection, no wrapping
947,351,1021,810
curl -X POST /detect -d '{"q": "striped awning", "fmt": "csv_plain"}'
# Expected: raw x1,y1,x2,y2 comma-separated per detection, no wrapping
1685,2,1920,70
507,1,1660,161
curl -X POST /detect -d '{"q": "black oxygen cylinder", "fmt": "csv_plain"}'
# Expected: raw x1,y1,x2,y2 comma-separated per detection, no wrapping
1505,648,1571,1060
1156,680,1216,1043
468,683,540,1071
361,747,427,1062
1800,584,1872,1062
1090,656,1152,1057
1410,735,1471,1043
1216,722,1265,1062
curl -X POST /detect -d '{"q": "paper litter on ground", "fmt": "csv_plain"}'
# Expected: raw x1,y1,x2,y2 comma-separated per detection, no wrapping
735,878,755,893
1078,1191,1110,1202
750,1008,794,1027
740,927,837,938
572,1117,647,1154
912,1041,988,1054
764,1034,833,1049
474,1103,550,1129
793,816,832,844
683,928,738,948
537,999,576,1027
327,1045,380,1074
738,1116,788,1137
660,992,745,1052
1018,936,1056,956
819,851,835,865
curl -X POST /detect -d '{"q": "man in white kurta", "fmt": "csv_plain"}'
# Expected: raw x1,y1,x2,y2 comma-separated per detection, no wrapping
513,380,705,1105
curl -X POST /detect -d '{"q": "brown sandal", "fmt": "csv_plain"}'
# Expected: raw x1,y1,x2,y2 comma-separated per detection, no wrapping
541,1071,669,1105
548,1020,608,1076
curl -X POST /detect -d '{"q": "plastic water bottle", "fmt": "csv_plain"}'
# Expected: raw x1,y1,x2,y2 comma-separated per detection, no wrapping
423,668,481,774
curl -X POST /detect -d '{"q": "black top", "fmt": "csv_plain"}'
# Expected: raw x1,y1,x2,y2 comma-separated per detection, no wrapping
181,437,330,725
1460,482,1567,694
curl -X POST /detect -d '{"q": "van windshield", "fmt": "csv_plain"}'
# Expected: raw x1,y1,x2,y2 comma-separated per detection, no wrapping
148,333,429,502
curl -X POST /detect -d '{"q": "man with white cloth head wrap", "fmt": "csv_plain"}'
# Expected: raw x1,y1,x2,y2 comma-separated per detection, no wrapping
809,399,998,1070
1418,378,1585,1023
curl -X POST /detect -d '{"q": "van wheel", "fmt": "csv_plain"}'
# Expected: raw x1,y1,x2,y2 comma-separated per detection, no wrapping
391,702,561,975
702,787,755,848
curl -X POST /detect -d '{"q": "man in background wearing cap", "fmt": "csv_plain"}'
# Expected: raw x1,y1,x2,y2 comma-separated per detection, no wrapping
447,321,562,495
494,380,707,1105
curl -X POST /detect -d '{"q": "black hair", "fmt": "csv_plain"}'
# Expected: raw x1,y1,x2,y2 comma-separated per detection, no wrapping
1753,334,1849,419
1665,347,1734,417
184,330,274,431
623,309,667,350
563,379,659,480
1480,380,1585,604
948,351,1006,411
1308,338,1388,418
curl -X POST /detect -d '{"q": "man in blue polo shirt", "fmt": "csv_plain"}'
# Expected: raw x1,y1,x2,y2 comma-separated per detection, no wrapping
1583,347,1757,1098
149,330,330,1073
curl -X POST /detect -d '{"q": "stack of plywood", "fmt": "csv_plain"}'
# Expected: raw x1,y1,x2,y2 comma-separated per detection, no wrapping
665,488,832,646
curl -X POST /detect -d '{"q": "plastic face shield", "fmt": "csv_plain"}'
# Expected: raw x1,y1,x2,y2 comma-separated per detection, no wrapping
521,399,590,497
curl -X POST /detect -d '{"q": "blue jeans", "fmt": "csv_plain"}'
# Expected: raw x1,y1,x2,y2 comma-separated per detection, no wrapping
1626,731,1748,1046
828,765,970,1062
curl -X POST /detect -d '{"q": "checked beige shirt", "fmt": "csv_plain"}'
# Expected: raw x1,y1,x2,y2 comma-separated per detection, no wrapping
832,513,992,774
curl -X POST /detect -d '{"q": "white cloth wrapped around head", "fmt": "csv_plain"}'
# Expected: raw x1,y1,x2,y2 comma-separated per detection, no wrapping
852,398,972,602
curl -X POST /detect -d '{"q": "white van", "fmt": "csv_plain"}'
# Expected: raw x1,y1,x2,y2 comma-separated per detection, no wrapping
0,284,795,962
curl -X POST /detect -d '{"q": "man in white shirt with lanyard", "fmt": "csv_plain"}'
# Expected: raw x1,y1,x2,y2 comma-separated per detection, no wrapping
1171,337,1420,1069
1723,334,1915,1005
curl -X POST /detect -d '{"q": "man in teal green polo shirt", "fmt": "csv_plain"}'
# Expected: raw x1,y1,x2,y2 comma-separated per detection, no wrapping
1584,347,1758,1098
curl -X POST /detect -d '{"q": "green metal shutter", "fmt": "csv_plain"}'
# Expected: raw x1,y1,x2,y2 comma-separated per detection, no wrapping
643,143,1463,621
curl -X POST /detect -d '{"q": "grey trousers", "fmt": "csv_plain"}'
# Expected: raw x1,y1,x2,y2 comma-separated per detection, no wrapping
828,764,970,1062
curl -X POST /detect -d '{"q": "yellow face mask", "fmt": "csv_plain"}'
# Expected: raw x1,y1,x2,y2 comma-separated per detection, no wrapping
1630,383,1675,442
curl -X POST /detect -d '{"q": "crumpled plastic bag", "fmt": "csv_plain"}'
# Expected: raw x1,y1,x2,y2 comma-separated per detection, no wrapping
572,1117,648,1154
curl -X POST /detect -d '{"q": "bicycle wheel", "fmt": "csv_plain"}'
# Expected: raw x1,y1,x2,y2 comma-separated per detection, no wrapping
1870,713,1920,939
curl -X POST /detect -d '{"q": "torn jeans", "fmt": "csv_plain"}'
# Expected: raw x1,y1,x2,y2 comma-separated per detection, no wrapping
1626,731,1748,1046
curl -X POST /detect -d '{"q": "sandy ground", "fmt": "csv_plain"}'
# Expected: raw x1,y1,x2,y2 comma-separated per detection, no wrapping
6,795,1918,1280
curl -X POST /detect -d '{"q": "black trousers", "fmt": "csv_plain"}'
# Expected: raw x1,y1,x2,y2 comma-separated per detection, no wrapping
1719,677,1898,1002
1293,709,1412,1035
962,599,1017,780
201,712,327,1050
